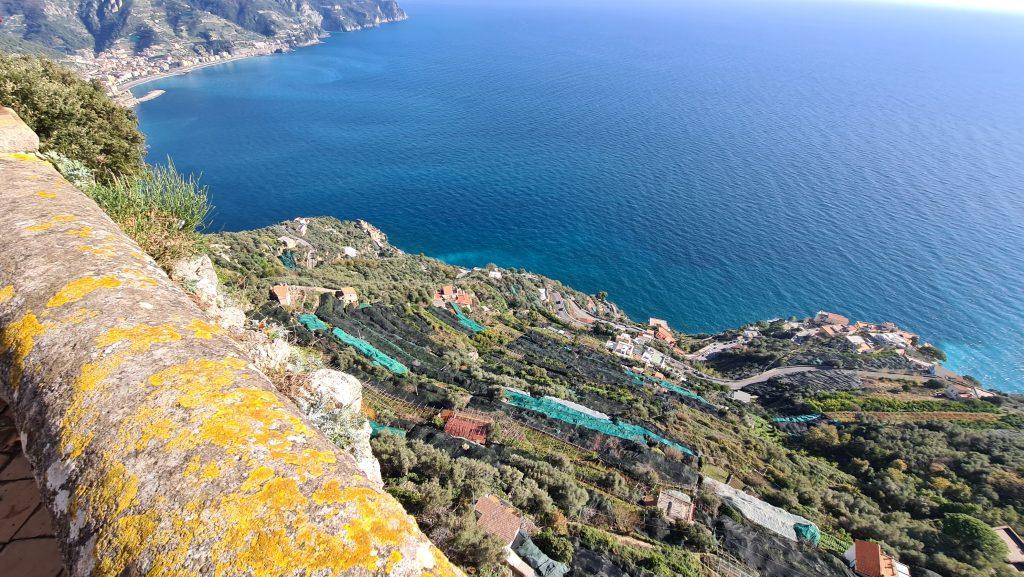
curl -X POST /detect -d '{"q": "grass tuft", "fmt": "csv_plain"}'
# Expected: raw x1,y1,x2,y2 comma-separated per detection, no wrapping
86,160,212,266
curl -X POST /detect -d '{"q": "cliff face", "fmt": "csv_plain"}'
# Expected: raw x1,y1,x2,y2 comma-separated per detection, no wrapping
0,0,406,56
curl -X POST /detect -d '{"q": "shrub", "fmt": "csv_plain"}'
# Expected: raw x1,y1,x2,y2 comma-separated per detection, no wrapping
534,528,574,564
86,161,211,265
941,513,1008,564
0,54,145,182
919,345,947,362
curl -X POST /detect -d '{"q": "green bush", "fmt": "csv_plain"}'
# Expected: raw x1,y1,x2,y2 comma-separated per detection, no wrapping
0,54,145,182
941,513,1008,565
534,528,574,564
806,392,999,414
86,161,211,265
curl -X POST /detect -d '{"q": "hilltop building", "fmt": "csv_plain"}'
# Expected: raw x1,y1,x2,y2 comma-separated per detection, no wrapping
813,311,850,327
656,490,694,524
441,411,491,445
473,495,542,577
339,286,359,306
844,540,910,577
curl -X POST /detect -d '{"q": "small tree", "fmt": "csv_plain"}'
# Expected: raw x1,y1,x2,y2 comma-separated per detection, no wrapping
0,54,145,182
941,513,1008,565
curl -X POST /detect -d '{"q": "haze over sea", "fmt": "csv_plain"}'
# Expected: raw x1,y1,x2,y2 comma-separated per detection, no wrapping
134,0,1024,392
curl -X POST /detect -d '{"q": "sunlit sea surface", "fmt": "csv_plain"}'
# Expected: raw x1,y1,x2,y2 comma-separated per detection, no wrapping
135,0,1024,391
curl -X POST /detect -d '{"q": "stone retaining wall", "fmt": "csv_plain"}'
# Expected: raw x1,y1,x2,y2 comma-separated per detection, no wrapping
0,107,460,577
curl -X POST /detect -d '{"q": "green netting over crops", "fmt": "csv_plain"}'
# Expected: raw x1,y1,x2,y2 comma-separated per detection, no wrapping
772,414,823,424
298,313,329,332
626,370,713,406
794,523,821,546
332,327,409,375
278,250,297,269
503,388,696,456
451,303,486,333
370,421,406,438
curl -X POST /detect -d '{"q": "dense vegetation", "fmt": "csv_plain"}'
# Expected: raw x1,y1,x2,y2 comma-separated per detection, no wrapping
216,217,1024,577
1,55,210,266
0,54,145,182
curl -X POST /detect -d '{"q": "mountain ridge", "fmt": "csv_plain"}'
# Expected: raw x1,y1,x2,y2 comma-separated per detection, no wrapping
0,0,405,85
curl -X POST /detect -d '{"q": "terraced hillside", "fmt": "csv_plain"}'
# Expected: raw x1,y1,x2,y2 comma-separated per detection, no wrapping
209,216,1024,577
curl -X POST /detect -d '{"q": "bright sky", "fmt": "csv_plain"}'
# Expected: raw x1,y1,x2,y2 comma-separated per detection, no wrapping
869,0,1024,12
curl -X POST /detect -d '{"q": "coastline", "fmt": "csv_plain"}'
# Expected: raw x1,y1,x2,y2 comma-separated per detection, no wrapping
119,50,286,93
115,15,407,104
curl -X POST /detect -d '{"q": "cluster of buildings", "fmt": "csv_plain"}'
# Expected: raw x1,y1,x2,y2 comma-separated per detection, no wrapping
606,318,682,369
804,311,920,353
63,38,301,95
433,285,473,308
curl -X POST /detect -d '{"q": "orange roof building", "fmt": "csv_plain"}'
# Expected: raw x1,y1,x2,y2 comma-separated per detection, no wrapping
845,540,910,577
435,285,473,307
443,413,491,445
814,311,850,327
474,495,527,548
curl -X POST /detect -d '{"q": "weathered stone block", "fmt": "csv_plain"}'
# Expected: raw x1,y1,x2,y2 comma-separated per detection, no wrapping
0,108,39,153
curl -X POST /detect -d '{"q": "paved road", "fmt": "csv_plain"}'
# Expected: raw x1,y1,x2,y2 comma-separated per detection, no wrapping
711,366,820,390
689,365,931,391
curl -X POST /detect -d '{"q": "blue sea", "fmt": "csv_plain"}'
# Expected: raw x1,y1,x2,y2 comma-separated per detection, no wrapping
133,0,1024,392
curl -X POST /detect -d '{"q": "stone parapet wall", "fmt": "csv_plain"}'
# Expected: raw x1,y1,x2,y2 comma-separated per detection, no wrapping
0,107,459,577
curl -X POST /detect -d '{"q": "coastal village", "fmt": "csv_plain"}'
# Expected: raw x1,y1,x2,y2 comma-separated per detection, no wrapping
195,216,1023,577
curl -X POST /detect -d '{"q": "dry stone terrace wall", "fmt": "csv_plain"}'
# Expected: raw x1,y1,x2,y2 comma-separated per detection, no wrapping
0,107,462,577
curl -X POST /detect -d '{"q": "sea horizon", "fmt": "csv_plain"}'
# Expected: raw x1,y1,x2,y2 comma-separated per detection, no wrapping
133,0,1024,392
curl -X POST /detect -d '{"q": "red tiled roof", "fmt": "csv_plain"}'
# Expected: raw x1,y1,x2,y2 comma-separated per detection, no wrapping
474,495,523,547
444,415,490,445
854,540,896,577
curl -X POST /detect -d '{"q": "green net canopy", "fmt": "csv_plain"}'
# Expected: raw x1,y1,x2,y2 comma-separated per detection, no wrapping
503,388,696,456
794,522,822,546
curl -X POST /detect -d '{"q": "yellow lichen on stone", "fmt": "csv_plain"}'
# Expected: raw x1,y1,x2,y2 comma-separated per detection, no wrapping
48,321,463,577
67,225,94,238
201,462,221,481
61,308,99,326
37,190,57,199
0,311,45,388
186,319,222,339
47,275,122,308
79,244,118,257
386,550,404,573
2,152,42,162
0,284,13,304
97,323,182,353
26,213,77,232
120,268,160,288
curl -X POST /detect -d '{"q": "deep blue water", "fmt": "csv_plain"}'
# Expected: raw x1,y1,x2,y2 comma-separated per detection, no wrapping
134,0,1024,392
